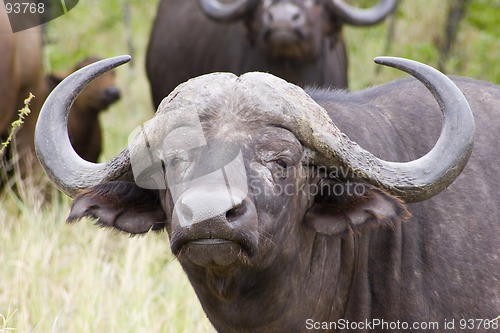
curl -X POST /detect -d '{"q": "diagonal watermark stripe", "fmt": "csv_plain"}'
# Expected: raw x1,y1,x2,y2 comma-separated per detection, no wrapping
3,0,79,32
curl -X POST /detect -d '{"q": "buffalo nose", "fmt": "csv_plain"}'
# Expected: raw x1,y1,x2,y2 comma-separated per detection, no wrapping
175,186,248,227
103,86,121,103
267,3,305,27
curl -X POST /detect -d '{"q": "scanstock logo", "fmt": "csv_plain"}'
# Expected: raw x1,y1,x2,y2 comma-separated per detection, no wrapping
2,0,79,32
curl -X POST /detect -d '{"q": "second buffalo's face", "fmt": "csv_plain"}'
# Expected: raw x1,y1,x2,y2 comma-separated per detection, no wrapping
74,62,120,112
250,0,331,60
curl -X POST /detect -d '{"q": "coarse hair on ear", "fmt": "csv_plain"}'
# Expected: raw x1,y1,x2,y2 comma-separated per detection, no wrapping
68,181,166,234
305,179,410,236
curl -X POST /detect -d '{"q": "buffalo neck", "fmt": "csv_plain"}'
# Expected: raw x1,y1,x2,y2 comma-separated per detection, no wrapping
178,225,400,332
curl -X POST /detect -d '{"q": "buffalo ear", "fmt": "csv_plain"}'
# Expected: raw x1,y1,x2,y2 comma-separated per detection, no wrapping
67,181,166,234
305,181,409,236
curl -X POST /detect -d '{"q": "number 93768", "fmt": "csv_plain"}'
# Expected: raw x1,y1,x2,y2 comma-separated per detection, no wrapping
5,1,45,14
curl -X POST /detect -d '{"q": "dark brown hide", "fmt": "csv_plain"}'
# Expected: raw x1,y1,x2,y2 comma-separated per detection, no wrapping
0,7,43,179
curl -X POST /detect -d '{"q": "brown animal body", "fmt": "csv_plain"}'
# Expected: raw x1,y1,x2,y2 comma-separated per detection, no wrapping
35,56,500,332
1,6,121,191
0,7,44,175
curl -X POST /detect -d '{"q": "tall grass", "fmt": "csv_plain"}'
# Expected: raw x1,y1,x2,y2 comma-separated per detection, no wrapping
2,0,214,331
0,181,213,332
1,0,499,332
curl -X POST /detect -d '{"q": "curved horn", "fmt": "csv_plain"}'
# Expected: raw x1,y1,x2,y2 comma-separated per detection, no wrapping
317,57,474,202
34,55,132,197
197,0,257,21
237,57,473,203
149,57,473,203
325,0,397,26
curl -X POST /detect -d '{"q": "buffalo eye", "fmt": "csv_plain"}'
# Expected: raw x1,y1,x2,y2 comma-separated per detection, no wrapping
163,151,194,184
271,159,290,179
274,159,288,169
164,150,189,170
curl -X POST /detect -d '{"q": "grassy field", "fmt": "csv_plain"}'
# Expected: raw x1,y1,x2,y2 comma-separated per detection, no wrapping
1,0,499,332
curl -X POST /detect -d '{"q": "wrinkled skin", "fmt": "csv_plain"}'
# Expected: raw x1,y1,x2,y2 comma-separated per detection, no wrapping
157,125,407,331
70,112,408,332
307,78,500,329
64,74,499,332
46,57,121,162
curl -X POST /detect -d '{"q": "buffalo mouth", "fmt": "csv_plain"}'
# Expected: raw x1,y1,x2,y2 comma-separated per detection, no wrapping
266,29,303,45
171,231,258,268
176,238,253,267
263,29,308,59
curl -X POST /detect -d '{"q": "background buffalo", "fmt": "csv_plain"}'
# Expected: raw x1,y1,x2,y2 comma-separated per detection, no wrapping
0,9,44,181
1,1,500,332
146,0,396,108
0,55,121,188
1,5,121,187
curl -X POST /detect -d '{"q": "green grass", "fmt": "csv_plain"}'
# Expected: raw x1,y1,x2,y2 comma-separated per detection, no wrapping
1,0,499,332
2,1,214,332
0,183,214,332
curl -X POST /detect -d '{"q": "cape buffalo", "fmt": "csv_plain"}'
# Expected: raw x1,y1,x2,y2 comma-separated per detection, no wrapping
35,56,500,332
146,0,396,108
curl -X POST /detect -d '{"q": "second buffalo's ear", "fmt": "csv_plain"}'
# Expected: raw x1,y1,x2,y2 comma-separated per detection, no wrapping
68,181,166,234
305,181,410,236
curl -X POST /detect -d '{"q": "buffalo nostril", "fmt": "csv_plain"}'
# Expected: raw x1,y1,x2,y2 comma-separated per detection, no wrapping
292,13,300,21
226,201,247,223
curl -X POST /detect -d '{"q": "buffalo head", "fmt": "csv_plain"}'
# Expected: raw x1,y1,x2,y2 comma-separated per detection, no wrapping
197,0,396,61
35,54,473,265
46,57,121,114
